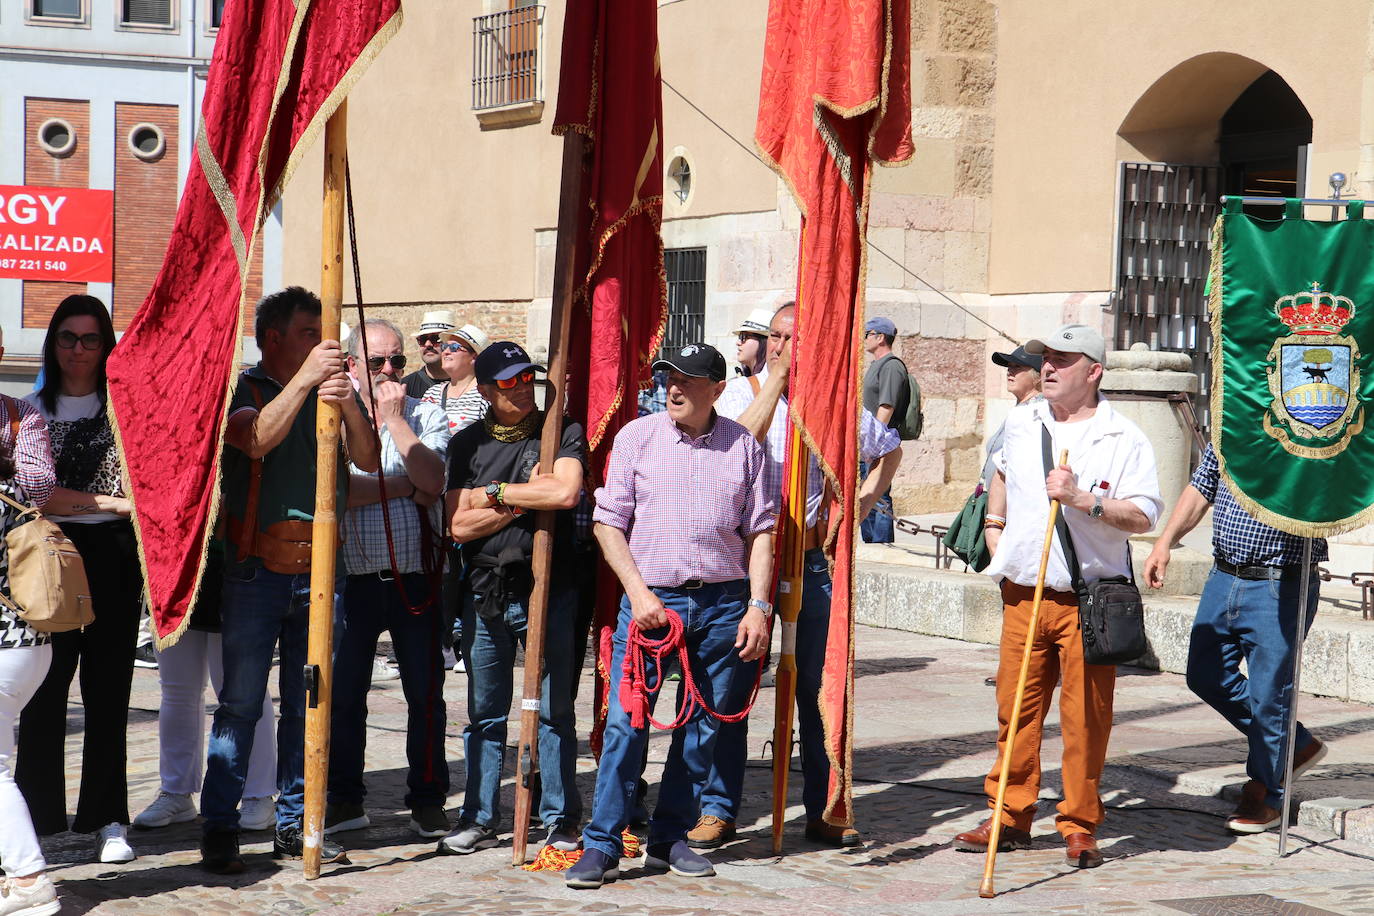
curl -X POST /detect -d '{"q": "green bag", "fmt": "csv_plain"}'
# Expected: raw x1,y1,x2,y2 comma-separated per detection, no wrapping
941,489,990,571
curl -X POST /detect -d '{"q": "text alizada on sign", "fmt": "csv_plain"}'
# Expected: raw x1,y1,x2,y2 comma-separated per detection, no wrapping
0,185,114,283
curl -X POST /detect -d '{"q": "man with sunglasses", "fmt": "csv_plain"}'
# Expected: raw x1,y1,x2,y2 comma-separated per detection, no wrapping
441,342,586,856
403,310,457,400
325,319,453,843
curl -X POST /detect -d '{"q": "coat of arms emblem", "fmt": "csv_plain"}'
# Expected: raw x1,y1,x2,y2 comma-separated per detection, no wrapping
1264,281,1364,457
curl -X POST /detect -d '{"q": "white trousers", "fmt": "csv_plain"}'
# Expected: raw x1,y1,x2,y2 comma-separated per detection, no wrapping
1,643,51,876
155,631,276,799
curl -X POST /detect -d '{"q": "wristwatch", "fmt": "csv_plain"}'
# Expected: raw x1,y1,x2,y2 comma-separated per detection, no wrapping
749,598,774,618
1090,493,1104,518
484,481,502,508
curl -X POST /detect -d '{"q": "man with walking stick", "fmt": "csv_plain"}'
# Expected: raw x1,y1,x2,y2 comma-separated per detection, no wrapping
957,324,1161,871
1143,444,1327,834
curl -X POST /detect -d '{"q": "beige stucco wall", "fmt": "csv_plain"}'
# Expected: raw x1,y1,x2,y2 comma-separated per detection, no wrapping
989,0,1368,297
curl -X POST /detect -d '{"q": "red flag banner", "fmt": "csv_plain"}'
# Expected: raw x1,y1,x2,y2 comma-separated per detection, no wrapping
105,0,402,645
552,0,667,752
755,0,913,823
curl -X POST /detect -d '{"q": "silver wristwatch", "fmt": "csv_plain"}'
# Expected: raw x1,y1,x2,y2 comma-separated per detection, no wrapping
749,598,774,618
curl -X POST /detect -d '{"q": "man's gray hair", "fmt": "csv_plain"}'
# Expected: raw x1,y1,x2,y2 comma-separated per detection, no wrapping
346,318,405,358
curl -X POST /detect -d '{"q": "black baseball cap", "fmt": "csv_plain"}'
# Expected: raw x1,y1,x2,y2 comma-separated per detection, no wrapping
652,343,727,382
475,341,546,384
991,345,1043,371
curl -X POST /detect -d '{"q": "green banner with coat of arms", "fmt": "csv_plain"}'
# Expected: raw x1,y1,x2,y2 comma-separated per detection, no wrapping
1208,197,1374,536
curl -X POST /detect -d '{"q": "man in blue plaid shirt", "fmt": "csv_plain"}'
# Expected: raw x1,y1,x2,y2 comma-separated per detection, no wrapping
1144,443,1327,834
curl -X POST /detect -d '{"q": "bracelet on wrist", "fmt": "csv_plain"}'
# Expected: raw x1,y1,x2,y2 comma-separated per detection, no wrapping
984,519,1005,530
496,481,509,506
985,513,1007,524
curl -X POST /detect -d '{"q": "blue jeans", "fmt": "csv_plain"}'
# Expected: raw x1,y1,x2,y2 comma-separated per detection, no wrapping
858,460,894,544
202,563,342,834
459,585,580,830
1187,566,1320,809
329,572,448,809
699,549,832,821
582,581,750,857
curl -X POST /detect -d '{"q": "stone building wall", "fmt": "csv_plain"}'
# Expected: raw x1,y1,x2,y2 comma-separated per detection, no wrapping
350,300,529,370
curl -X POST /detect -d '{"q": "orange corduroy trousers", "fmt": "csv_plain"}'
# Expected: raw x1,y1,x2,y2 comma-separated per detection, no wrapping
984,580,1117,837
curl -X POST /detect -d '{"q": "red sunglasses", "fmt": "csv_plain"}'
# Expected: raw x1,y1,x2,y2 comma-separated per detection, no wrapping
494,369,536,390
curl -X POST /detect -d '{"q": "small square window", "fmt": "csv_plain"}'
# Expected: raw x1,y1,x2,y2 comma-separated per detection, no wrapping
32,0,82,18
210,0,224,28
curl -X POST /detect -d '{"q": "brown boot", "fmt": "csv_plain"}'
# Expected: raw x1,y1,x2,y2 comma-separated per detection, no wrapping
686,815,736,849
953,818,1031,852
804,820,862,847
1064,832,1103,868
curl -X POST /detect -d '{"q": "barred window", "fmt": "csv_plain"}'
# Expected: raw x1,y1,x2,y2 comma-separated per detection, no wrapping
122,0,172,26
662,248,707,355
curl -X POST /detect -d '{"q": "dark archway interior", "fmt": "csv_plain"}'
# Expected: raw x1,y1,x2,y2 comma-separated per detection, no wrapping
1220,70,1313,200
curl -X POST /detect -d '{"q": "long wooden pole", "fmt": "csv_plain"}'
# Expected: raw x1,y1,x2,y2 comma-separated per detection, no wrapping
303,101,347,881
770,421,808,853
1277,536,1315,857
511,130,587,866
979,449,1067,899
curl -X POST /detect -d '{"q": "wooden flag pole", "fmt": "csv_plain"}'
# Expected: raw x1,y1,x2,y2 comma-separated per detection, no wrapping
770,421,807,853
979,449,1067,899
303,101,347,881
511,130,587,866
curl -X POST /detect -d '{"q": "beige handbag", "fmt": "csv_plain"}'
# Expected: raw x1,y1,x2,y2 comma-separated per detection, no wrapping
0,486,94,633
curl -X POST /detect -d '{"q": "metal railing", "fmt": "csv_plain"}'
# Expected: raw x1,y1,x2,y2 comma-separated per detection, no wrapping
472,6,545,111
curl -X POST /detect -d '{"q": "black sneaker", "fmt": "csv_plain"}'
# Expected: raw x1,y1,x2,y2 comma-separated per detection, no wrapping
272,823,349,864
133,644,158,669
200,829,245,875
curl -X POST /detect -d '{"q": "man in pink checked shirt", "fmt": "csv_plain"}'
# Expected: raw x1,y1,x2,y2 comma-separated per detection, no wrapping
566,343,776,890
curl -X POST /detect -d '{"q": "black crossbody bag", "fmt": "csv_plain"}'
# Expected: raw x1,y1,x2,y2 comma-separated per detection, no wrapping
1040,426,1146,665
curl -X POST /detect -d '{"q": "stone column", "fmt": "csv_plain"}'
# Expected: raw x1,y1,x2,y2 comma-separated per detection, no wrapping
1100,343,1200,531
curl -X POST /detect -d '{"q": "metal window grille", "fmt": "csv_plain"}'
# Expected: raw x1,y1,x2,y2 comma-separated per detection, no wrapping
32,0,81,17
122,0,171,25
663,248,707,355
471,6,545,111
1112,162,1220,432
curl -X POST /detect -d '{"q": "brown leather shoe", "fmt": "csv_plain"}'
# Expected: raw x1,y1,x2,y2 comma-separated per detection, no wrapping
1230,779,1265,820
1064,832,1103,868
804,819,862,847
686,815,736,849
1227,802,1282,834
1292,738,1328,779
953,818,1031,852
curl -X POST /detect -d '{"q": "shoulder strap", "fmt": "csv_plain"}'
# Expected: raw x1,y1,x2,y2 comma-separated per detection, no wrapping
748,375,761,396
1041,423,1086,594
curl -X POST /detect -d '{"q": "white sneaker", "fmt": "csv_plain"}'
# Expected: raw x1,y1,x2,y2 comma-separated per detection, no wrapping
132,790,196,829
452,656,465,674
95,822,136,864
371,657,399,681
239,796,275,831
0,873,60,916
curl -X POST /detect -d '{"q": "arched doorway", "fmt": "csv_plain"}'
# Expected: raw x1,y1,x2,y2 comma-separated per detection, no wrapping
1112,56,1312,432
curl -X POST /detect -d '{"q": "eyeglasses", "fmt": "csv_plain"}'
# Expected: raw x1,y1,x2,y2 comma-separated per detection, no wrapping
365,354,407,372
442,341,475,355
494,369,536,389
56,331,102,351
416,334,442,347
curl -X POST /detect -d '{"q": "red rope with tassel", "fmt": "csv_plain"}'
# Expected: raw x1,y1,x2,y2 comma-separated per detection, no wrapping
619,609,761,731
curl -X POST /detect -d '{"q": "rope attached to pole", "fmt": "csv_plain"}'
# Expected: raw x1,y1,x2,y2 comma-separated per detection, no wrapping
620,609,762,731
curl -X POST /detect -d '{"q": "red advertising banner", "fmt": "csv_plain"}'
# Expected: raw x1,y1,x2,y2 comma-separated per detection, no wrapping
0,185,114,282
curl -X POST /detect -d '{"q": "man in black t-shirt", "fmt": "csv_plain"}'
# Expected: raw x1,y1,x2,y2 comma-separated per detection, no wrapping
439,341,586,857
860,316,908,543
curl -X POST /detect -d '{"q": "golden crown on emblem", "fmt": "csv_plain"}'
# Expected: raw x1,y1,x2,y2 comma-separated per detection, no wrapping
1274,281,1355,336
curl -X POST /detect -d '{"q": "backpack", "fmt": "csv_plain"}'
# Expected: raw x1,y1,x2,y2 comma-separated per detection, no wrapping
895,373,924,441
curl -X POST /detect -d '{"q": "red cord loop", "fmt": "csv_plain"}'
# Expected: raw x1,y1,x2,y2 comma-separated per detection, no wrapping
619,608,760,730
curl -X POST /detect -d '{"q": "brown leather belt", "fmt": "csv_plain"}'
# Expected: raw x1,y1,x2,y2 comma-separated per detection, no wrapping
228,518,313,576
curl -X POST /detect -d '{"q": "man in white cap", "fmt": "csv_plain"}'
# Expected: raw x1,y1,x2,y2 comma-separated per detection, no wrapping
955,323,1161,870
403,309,457,399
734,308,772,377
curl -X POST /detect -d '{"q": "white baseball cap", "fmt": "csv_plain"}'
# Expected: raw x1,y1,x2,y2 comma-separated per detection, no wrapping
1026,324,1106,365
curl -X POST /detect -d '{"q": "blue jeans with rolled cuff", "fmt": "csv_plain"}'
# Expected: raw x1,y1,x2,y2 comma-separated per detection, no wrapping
1186,565,1320,809
329,571,448,810
458,585,581,830
697,548,833,822
581,580,752,858
202,563,342,834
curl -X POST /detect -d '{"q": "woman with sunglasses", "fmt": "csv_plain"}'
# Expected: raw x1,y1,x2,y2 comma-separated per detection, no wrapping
422,324,491,434
16,295,144,866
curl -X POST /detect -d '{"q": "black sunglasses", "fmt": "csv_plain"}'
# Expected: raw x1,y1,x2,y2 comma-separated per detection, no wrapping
416,334,442,346
365,354,407,372
56,330,103,351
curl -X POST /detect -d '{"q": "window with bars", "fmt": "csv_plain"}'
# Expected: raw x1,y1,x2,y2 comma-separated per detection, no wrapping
663,248,707,355
122,0,172,26
472,4,545,111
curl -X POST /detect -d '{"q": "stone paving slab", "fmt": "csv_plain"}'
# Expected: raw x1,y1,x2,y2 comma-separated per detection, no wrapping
31,625,1374,914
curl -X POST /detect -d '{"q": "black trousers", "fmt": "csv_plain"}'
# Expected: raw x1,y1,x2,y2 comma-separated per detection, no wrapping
17,519,143,834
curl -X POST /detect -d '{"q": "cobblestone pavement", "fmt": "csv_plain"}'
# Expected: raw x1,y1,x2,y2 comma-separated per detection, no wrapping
32,625,1374,915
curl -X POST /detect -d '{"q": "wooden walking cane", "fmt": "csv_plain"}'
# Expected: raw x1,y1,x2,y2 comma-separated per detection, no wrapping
979,449,1068,899
510,131,587,866
771,421,808,853
303,102,348,880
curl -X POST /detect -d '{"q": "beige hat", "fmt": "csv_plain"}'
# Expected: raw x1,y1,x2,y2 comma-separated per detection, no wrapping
734,307,773,337
1026,323,1106,364
446,323,490,354
415,309,456,337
